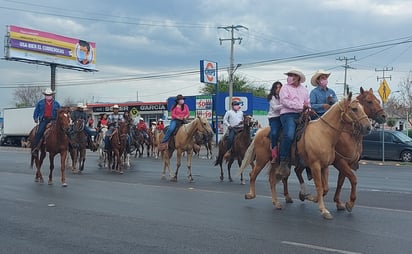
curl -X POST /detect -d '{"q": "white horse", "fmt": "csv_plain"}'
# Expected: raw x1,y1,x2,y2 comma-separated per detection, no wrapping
97,126,108,168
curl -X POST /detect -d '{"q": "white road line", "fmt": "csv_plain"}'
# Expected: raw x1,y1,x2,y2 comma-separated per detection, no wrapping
281,241,363,254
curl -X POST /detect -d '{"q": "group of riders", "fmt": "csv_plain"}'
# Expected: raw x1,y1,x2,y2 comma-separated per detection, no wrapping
31,89,166,156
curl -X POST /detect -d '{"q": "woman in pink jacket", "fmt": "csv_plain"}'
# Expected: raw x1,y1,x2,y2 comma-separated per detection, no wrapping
159,94,190,150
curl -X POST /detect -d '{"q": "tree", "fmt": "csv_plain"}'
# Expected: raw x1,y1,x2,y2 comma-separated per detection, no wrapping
13,86,44,107
199,75,267,97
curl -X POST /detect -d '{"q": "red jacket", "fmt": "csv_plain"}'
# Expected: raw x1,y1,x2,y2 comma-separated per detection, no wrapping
137,122,147,131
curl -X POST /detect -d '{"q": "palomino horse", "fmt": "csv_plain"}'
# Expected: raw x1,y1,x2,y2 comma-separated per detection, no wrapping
152,128,163,159
29,108,71,186
239,93,372,219
295,87,386,212
68,119,87,174
161,116,213,182
193,131,214,159
214,116,254,184
107,121,128,174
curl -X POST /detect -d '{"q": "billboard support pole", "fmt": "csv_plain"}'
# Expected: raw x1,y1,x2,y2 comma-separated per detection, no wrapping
50,64,56,93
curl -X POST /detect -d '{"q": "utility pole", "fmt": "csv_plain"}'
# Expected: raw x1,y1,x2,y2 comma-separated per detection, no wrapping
218,25,248,106
375,66,393,163
336,56,356,97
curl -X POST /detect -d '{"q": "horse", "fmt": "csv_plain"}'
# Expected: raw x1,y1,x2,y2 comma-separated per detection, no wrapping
68,119,87,174
295,87,386,212
161,116,214,182
96,126,108,168
29,108,71,186
239,93,372,219
136,129,150,157
193,130,214,159
214,116,255,184
107,121,128,174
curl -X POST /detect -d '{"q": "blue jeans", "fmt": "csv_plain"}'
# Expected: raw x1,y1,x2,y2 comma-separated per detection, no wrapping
269,117,282,149
161,120,177,143
279,113,300,160
33,118,52,147
227,127,236,150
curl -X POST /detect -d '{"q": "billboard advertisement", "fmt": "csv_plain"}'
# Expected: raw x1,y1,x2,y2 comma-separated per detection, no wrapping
4,25,97,71
200,60,218,84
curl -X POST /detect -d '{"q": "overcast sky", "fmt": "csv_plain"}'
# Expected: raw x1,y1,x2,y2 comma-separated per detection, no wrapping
0,0,411,109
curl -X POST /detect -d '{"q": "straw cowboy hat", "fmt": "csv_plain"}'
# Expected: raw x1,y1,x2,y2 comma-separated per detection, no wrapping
284,68,306,83
43,88,56,95
175,94,185,102
112,104,120,109
311,69,331,86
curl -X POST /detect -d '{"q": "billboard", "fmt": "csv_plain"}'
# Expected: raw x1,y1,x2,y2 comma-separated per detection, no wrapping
4,25,97,71
200,60,218,84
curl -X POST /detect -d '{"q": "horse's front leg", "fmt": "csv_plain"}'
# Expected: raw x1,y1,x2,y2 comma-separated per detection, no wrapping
236,158,245,185
171,150,182,182
227,159,234,182
295,165,314,202
282,177,293,203
186,149,194,182
334,160,357,212
321,166,329,196
334,171,346,211
312,165,332,220
60,151,68,187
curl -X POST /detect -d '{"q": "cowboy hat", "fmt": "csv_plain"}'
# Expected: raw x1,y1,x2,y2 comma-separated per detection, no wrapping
158,119,163,121
43,88,56,95
139,117,144,121
231,101,241,106
77,102,86,108
311,69,331,86
112,104,120,109
175,94,185,102
284,68,306,83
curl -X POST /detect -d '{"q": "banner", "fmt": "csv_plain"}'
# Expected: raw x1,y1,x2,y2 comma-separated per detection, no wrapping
4,25,97,71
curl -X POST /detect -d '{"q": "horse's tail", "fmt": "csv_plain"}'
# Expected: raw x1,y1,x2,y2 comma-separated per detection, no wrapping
238,139,255,175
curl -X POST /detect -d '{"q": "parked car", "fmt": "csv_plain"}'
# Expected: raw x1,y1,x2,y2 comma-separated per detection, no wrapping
362,130,412,162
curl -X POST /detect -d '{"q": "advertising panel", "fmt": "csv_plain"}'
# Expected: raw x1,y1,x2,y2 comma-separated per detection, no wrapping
200,60,218,84
4,25,97,71
196,95,213,120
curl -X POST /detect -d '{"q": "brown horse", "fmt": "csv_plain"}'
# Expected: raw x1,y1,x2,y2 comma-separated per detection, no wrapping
240,93,372,219
161,116,213,182
214,116,254,184
68,119,87,174
136,129,150,157
193,130,214,159
295,87,386,212
29,108,71,186
107,121,128,174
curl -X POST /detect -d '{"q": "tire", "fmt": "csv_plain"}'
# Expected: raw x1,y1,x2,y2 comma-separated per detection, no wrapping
400,150,412,162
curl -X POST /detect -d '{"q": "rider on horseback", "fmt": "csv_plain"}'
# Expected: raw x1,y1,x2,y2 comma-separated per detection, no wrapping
159,94,190,151
156,119,165,130
104,104,131,153
70,103,96,151
137,117,149,140
31,88,61,155
222,101,244,160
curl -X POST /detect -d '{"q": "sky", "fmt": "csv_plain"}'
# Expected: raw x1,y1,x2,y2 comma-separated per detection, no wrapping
0,0,411,110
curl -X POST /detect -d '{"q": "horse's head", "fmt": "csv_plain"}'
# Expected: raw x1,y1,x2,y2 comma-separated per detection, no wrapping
57,108,71,133
118,121,128,134
243,115,255,128
339,92,372,135
357,87,387,124
196,116,214,137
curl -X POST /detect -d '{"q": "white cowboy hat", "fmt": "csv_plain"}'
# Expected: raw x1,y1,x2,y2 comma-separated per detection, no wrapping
151,121,156,124
139,117,144,121
311,69,331,86
43,88,56,95
284,68,306,83
77,102,86,108
158,119,163,121
112,104,120,109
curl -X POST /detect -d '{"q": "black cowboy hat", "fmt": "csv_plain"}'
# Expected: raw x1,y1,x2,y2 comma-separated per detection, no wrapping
175,94,185,102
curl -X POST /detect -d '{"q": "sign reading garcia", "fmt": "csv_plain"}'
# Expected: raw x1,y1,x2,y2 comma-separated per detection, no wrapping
200,60,218,84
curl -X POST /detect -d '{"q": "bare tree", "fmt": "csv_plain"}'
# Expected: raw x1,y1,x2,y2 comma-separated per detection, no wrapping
13,86,44,107
397,71,412,126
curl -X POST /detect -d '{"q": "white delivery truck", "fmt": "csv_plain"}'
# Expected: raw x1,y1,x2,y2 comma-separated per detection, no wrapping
1,107,36,146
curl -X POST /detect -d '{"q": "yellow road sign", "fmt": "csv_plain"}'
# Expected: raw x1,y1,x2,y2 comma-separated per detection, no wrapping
378,79,391,103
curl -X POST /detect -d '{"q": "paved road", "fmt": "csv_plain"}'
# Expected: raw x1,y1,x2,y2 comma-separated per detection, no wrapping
1,147,412,254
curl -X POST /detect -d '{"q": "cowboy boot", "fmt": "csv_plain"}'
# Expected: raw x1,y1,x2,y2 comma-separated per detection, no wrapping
270,146,278,164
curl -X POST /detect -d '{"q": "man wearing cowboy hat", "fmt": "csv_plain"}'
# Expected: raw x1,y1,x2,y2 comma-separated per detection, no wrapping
278,68,310,173
137,117,149,140
222,100,244,160
70,102,97,151
31,88,61,154
104,104,126,151
310,69,337,119
159,94,189,151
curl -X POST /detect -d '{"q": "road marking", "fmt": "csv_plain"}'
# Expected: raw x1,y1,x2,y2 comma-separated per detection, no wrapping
281,241,363,254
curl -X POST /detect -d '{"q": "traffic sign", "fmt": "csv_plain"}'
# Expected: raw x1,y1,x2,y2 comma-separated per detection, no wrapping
378,79,391,103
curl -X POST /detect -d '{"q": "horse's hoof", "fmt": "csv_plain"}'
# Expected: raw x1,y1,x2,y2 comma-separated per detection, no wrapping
273,202,283,210
322,211,333,220
285,196,293,203
240,180,245,185
35,178,39,183
245,193,256,200
219,176,224,181
48,181,53,185
345,202,353,212
119,171,124,175
170,177,177,182
336,203,346,211
299,192,307,202
229,178,233,182
62,183,68,187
